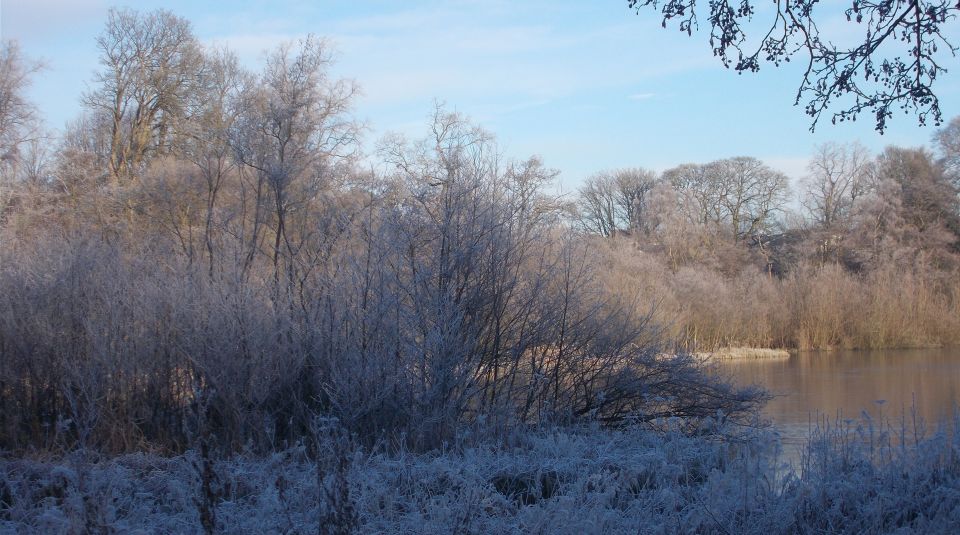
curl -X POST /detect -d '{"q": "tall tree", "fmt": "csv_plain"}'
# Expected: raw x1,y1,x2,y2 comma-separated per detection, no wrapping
230,36,360,283
663,162,722,227
711,157,790,242
0,41,43,223
664,157,789,243
877,147,960,241
180,47,251,275
802,142,874,231
577,168,659,236
848,146,960,268
84,8,203,181
933,115,960,189
0,41,42,178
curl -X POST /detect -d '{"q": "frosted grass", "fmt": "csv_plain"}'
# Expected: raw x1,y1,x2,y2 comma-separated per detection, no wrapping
2,416,958,534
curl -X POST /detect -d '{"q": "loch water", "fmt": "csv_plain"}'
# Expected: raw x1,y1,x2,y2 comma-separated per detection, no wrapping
718,348,960,455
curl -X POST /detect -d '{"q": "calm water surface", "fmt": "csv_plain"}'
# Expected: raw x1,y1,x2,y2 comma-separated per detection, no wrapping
718,348,960,451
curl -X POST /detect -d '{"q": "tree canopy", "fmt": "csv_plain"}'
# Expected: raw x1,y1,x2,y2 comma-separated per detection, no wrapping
628,1,959,133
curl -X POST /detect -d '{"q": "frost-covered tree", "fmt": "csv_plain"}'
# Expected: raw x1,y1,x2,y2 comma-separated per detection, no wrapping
664,157,788,244
0,41,43,221
802,142,874,231
847,146,960,269
230,35,360,283
933,115,960,190
84,8,203,181
577,168,659,236
0,41,41,175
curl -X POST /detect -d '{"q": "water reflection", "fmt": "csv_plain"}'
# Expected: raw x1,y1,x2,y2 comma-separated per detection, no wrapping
718,348,960,451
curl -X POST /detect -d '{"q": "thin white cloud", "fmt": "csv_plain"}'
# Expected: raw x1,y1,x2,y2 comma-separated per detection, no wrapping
628,93,656,100
202,1,715,111
1,0,107,41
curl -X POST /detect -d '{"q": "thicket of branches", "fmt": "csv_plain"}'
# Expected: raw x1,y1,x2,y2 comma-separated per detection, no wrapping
629,1,960,132
0,9,761,456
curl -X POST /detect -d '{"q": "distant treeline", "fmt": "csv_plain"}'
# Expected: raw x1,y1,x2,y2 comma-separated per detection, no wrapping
575,142,960,351
600,245,960,351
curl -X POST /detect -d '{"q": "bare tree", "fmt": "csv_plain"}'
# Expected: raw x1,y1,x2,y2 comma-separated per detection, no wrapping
577,168,658,236
663,162,722,227
50,112,114,228
802,142,874,230
712,157,790,242
0,41,43,222
0,41,42,174
0,42,40,164
877,147,959,235
578,173,619,237
84,8,203,181
231,36,360,283
180,47,251,276
664,157,788,244
933,115,960,190
847,146,960,269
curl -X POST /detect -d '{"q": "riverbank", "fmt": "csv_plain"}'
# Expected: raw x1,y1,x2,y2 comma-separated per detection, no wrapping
697,347,791,360
697,344,960,360
598,240,960,353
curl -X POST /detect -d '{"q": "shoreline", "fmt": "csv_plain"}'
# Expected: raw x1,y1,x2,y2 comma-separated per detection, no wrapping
693,343,959,359
696,347,791,360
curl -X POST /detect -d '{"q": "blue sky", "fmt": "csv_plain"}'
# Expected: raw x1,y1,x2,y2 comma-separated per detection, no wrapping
3,0,959,192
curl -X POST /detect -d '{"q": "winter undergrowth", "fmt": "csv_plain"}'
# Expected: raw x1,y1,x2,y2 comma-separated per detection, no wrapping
2,415,958,534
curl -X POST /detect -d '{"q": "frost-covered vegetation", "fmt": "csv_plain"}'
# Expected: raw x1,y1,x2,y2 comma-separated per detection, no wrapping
0,9,764,457
2,6,960,534
579,145,960,351
3,417,960,534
